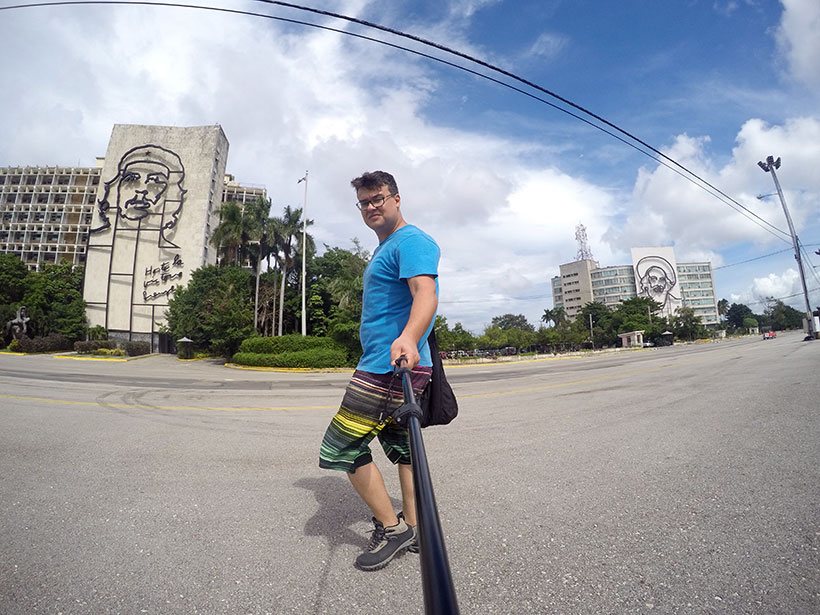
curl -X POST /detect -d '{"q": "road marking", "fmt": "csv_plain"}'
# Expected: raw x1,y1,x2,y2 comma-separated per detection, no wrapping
0,393,335,413
0,352,716,411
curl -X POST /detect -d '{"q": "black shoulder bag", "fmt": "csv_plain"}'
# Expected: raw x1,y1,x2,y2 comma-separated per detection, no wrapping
419,329,459,427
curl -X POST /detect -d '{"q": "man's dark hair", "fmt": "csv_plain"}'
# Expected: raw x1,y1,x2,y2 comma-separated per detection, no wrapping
351,171,399,195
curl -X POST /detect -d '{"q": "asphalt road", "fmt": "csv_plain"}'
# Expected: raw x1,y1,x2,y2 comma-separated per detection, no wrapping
0,333,818,614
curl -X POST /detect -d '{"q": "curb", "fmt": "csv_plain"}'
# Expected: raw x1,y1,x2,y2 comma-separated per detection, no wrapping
223,362,353,374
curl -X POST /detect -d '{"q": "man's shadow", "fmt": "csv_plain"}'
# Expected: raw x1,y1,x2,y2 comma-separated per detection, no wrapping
295,475,404,549
295,475,402,613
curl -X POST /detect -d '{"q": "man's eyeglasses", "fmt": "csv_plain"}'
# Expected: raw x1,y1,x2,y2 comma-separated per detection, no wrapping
355,193,396,211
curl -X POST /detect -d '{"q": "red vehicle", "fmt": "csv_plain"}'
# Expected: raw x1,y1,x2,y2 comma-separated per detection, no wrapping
763,330,777,340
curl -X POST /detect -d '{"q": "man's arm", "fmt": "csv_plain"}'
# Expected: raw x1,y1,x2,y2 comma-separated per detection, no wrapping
390,274,438,369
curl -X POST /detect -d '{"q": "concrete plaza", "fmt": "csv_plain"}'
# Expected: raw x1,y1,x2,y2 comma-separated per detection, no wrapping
1,333,818,614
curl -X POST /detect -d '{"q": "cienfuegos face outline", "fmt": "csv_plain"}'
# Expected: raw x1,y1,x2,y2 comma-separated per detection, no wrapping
635,255,680,309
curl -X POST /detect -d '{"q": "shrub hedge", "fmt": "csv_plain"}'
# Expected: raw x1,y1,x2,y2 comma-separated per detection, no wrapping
17,334,72,353
232,348,348,369
74,340,118,354
239,335,343,355
124,341,151,357
95,348,126,357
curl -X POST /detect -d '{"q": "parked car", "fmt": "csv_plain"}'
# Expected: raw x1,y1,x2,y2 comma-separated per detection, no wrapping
763,331,777,340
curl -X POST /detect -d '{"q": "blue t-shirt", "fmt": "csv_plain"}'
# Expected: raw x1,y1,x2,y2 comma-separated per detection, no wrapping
358,225,440,373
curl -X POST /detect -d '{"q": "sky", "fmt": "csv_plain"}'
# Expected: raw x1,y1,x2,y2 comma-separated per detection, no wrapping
1,0,819,332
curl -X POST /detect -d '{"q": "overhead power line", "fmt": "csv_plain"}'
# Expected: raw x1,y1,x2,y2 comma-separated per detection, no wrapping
1,0,794,242
712,246,816,271
745,287,820,308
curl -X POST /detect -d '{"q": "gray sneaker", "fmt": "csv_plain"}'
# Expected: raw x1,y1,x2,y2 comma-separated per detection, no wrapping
355,517,416,571
398,512,419,553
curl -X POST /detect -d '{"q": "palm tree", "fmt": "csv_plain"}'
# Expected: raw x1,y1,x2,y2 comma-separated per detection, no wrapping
211,201,243,265
552,306,567,327
717,298,729,322
541,308,555,327
241,197,271,269
272,206,313,335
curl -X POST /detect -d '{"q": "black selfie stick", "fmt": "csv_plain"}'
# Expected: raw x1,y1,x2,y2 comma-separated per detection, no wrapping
393,356,459,615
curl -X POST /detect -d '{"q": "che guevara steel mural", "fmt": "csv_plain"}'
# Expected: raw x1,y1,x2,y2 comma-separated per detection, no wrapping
88,144,187,333
92,144,186,249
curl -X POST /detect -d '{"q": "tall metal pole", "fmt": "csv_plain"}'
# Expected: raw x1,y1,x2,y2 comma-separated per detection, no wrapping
249,239,261,332
589,314,594,349
758,156,815,338
254,254,261,331
298,171,309,336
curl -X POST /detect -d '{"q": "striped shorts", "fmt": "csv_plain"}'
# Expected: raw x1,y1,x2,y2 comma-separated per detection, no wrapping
319,367,432,473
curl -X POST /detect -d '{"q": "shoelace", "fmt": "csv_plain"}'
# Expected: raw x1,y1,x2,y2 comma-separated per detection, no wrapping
366,523,387,551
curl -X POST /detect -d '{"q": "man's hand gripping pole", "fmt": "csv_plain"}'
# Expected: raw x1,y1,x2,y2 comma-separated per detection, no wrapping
392,354,424,428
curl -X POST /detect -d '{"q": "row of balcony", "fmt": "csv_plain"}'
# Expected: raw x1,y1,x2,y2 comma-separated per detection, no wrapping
0,243,88,253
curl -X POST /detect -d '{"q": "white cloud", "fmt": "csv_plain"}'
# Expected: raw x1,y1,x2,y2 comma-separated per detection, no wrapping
776,0,820,92
1,2,818,333
751,269,800,300
604,117,820,258
527,33,568,61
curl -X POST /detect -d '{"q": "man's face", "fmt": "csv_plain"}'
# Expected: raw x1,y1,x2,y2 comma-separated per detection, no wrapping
117,161,170,221
643,266,670,298
357,185,402,240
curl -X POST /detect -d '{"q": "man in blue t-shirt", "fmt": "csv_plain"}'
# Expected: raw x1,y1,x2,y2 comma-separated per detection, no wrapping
319,170,439,571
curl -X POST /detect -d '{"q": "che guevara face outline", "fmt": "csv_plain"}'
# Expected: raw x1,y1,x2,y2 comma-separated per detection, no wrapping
91,144,187,248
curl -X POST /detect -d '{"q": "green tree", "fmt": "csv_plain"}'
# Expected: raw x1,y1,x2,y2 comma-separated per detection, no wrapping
671,306,705,341
540,308,555,327
552,306,567,327
717,298,729,322
21,263,87,340
211,201,245,265
435,315,476,351
165,265,254,358
490,313,535,332
742,316,759,331
763,297,804,330
506,327,537,350
725,302,754,331
610,297,664,345
477,325,508,350
309,240,369,361
0,254,29,328
271,205,313,335
576,301,615,347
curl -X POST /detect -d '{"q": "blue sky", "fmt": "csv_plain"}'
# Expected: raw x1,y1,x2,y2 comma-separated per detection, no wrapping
1,0,818,331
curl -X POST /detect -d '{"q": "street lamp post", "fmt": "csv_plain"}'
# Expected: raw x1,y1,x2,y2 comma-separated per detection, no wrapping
249,240,261,332
298,171,309,336
757,155,815,339
589,313,594,350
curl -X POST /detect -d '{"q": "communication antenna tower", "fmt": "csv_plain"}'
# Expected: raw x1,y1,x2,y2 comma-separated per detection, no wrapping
575,224,594,261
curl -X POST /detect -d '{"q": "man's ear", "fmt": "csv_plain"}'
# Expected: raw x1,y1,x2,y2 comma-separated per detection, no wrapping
394,193,401,207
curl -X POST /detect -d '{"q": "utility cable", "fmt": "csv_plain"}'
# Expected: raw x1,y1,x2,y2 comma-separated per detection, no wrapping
250,0,792,241
1,0,794,243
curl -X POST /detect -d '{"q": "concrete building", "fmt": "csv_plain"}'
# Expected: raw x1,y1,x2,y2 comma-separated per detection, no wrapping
677,261,719,325
551,247,719,325
0,163,102,271
553,258,598,320
83,124,231,347
591,265,636,309
223,174,267,206
1,124,267,348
